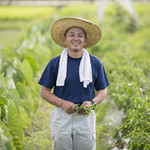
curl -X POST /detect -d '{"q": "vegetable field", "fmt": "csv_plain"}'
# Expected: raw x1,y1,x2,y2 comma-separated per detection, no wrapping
0,3,150,150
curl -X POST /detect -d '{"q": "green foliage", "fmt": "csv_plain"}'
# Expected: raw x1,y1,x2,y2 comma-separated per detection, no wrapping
95,102,114,150
0,93,8,122
0,6,56,32
7,100,23,140
73,104,96,116
0,90,23,149
113,98,150,149
102,4,150,149
0,6,56,150
0,128,11,150
21,59,33,85
0,6,56,20
59,4,98,22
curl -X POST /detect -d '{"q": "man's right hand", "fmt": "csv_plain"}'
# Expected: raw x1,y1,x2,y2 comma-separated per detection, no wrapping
60,100,76,114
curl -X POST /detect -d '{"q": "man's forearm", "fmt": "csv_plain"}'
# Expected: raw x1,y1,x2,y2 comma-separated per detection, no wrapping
40,85,63,107
40,85,76,114
92,88,107,104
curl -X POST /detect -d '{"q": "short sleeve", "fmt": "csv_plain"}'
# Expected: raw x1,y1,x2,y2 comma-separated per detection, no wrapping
94,59,109,91
38,59,56,89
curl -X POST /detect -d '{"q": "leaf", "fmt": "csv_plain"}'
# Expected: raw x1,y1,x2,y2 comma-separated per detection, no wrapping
0,95,8,122
23,91,35,113
19,106,31,129
0,128,11,150
7,100,23,149
24,55,39,76
0,121,14,149
15,82,25,99
8,78,16,89
6,66,16,78
73,104,95,117
0,95,8,107
9,89,22,112
13,68,24,83
21,59,33,85
9,129,22,150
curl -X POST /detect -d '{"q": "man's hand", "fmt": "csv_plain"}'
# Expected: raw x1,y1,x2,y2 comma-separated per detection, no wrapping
60,100,76,114
73,101,95,117
82,101,92,107
81,101,92,115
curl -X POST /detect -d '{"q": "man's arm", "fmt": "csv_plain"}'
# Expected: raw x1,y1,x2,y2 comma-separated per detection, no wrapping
40,85,76,114
92,88,107,104
83,88,107,106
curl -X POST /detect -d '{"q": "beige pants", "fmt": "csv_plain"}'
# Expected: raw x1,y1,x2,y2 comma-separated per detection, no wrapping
49,107,96,150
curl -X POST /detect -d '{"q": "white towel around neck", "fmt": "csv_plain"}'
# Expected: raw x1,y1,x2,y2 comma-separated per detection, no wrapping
56,48,92,88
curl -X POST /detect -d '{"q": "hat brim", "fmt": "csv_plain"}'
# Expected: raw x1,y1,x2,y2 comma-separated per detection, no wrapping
50,17,102,48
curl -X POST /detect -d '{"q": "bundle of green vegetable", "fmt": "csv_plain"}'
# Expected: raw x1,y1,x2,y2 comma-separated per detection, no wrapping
73,104,96,117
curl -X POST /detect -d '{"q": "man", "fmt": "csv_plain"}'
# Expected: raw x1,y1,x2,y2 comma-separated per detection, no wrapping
39,17,109,150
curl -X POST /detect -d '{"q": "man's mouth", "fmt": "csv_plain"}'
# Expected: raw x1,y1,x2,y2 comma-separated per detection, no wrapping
71,41,80,46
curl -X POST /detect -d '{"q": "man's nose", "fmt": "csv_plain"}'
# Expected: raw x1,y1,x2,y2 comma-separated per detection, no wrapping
73,36,79,40
73,34,79,39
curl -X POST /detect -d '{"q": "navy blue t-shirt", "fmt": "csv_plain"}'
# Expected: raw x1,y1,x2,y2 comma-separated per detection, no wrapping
38,54,109,104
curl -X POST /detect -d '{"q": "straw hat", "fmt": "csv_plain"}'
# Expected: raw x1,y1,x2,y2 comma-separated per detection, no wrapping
50,17,102,48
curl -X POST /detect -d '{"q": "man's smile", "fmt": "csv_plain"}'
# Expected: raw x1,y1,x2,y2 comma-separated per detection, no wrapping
71,41,81,46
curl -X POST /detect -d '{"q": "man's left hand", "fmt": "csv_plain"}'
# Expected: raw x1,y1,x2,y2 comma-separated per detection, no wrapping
82,101,92,107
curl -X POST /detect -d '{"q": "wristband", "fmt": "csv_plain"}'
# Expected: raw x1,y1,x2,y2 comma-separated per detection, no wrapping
91,99,96,107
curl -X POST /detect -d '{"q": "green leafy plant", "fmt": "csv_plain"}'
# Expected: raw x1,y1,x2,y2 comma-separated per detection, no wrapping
73,104,96,117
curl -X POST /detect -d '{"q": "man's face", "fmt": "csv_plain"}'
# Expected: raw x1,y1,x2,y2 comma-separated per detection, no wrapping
64,27,86,52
